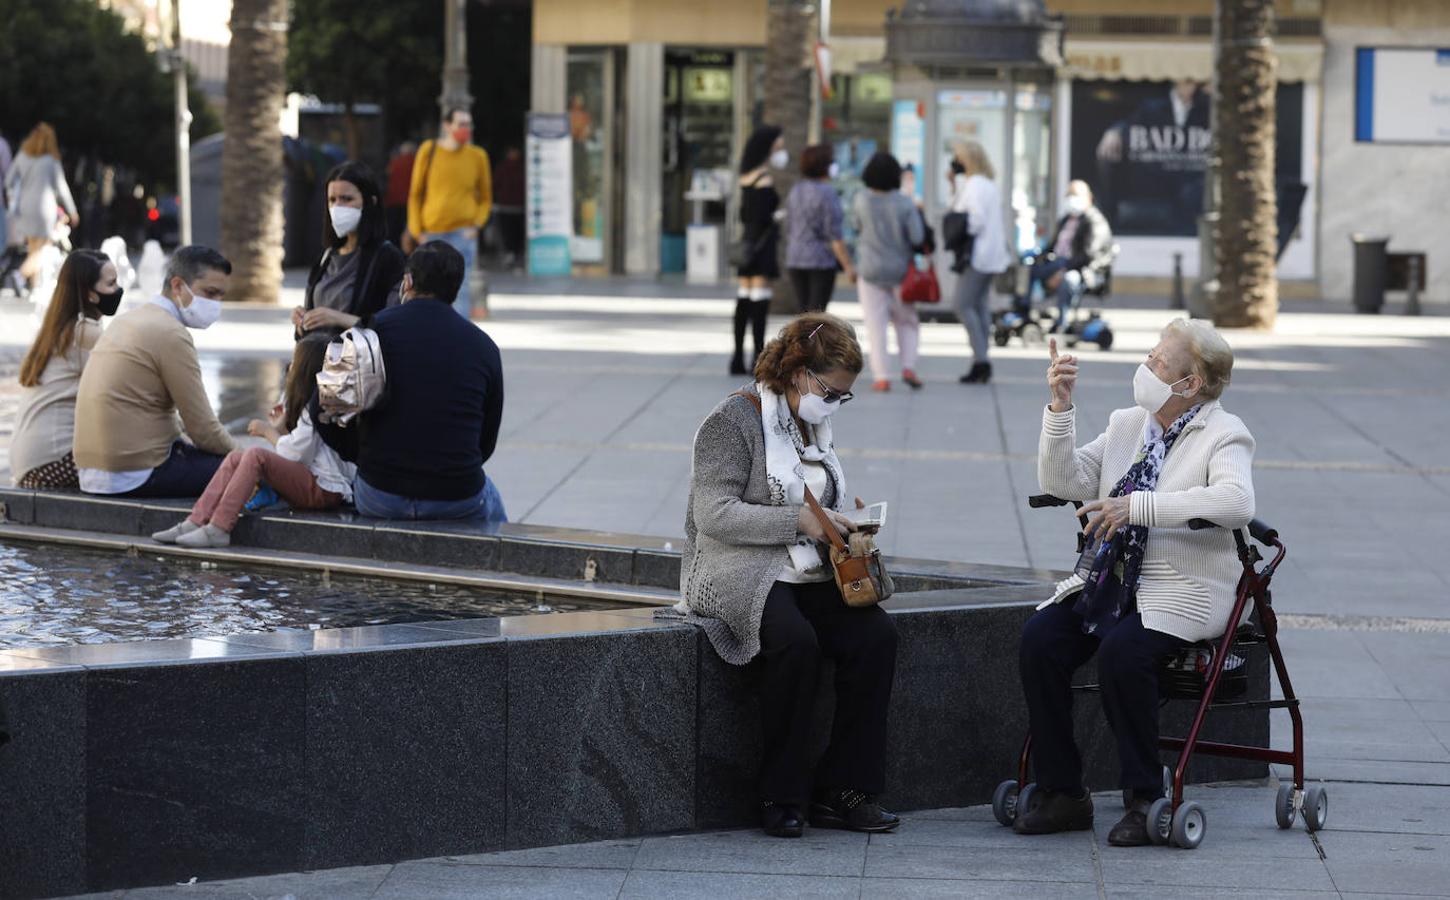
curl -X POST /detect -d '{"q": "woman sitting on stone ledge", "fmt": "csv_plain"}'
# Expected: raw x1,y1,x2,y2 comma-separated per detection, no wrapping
678,313,901,839
1016,320,1255,846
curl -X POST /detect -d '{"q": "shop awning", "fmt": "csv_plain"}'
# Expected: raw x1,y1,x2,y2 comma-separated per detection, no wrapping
1063,38,1323,83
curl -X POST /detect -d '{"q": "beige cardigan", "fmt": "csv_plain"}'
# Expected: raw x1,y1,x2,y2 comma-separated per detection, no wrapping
1038,400,1256,643
73,302,235,472
9,318,102,481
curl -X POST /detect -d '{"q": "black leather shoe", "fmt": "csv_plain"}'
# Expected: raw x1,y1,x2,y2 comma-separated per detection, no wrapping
810,788,901,833
729,354,749,376
959,362,992,384
761,801,804,838
1014,789,1094,835
1107,808,1152,846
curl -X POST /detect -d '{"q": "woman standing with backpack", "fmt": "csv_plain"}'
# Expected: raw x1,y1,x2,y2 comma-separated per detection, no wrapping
292,161,405,340
730,126,786,375
850,153,925,392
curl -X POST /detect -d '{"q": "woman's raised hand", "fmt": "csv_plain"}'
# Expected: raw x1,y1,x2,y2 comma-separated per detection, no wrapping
1047,338,1077,412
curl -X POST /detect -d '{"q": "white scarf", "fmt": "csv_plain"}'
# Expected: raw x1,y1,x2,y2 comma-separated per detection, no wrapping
757,382,847,572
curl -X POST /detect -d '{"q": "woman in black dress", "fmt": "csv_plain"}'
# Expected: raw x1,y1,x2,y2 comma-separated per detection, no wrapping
731,125,786,375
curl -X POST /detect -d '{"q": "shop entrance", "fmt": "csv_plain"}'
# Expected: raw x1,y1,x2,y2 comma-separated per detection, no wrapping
662,49,738,274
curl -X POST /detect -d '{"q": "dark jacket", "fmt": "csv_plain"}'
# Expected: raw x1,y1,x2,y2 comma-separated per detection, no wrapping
301,240,406,332
1049,205,1115,276
315,296,504,501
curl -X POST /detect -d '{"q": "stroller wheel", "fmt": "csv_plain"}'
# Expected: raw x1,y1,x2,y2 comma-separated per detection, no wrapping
1147,797,1173,846
1170,801,1206,849
1275,782,1297,829
992,779,1020,826
1303,784,1328,832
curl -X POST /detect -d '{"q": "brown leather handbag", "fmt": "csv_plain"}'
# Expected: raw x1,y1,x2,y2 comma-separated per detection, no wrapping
803,485,894,607
731,390,893,607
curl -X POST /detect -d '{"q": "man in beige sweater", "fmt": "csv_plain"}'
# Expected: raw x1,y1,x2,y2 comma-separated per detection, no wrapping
73,245,237,497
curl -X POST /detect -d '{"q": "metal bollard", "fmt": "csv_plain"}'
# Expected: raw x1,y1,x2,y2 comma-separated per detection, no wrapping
1406,255,1422,316
1171,252,1185,309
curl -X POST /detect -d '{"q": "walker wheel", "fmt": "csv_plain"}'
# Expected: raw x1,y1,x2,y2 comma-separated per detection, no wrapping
1170,801,1206,849
1147,797,1173,846
1275,782,1297,829
1018,782,1041,820
992,779,1020,826
1303,785,1328,832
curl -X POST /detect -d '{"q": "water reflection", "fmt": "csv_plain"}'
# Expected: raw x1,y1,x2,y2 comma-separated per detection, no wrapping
0,540,621,649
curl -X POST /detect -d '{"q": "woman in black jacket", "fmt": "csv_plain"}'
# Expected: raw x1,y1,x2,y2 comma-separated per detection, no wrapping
293,161,405,339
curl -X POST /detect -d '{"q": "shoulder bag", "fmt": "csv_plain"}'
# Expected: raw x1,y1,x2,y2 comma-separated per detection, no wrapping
733,390,893,607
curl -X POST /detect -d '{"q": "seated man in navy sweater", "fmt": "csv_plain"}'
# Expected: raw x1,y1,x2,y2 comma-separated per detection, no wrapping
318,241,505,522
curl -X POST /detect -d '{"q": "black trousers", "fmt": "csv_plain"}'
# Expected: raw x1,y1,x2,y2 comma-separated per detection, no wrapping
756,579,897,805
1019,602,1187,796
788,267,838,313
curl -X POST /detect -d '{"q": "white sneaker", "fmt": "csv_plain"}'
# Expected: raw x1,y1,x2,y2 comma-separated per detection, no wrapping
175,523,231,548
152,519,200,544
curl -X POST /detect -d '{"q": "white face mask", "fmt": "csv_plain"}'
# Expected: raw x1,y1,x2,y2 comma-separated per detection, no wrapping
176,282,222,330
770,148,789,170
1133,363,1192,414
1064,194,1089,215
827,161,841,180
797,391,840,425
329,205,362,237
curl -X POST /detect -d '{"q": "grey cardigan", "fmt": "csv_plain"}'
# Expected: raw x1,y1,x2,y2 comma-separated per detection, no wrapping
681,387,811,665
850,190,924,287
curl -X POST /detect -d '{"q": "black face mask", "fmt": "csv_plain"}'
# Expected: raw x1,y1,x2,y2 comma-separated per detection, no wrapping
94,288,124,316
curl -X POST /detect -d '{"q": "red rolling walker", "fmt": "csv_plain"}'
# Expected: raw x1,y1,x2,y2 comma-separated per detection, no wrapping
991,494,1326,849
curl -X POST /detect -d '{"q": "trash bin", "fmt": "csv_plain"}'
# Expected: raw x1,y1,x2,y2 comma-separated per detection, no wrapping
1350,234,1389,314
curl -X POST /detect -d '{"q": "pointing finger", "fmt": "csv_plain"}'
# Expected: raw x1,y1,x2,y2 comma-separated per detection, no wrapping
1048,338,1059,362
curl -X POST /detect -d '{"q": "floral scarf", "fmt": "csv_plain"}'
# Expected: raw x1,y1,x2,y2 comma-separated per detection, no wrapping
1073,404,1202,636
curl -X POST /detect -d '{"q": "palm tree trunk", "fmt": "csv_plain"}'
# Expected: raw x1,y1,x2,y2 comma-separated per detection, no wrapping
764,0,814,312
1212,0,1278,329
221,0,288,303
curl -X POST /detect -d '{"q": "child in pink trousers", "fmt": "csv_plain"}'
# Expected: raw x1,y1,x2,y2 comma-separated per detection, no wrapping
152,338,355,547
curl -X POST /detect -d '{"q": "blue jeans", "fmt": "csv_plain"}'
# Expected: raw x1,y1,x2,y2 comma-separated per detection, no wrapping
426,228,477,320
353,473,507,523
123,440,227,499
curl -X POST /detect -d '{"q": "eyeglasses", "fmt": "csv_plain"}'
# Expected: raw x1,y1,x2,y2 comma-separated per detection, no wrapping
808,370,854,405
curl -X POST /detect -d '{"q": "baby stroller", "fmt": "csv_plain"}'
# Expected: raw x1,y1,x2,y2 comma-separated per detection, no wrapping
992,494,1325,849
992,246,1117,351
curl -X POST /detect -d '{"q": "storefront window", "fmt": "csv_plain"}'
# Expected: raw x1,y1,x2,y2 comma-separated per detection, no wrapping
566,51,609,264
1013,84,1053,251
662,49,736,272
935,89,1009,199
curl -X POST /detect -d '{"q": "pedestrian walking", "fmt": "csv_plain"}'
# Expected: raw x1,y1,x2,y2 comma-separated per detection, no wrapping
4,123,77,286
11,250,122,489
850,152,925,392
948,141,1011,385
383,142,416,247
153,336,356,548
405,109,492,320
730,125,785,375
492,146,525,271
292,161,405,340
681,313,899,840
785,145,855,312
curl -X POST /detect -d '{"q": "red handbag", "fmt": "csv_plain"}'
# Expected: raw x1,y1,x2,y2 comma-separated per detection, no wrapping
900,258,940,303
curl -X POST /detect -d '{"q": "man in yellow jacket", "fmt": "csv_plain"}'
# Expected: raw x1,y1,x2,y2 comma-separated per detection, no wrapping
406,108,492,320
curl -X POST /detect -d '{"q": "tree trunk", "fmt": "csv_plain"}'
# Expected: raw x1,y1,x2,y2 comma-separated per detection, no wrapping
221,0,288,303
1212,0,1278,329
763,0,815,312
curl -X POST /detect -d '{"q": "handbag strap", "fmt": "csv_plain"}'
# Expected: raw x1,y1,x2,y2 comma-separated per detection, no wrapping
416,139,439,216
731,390,847,553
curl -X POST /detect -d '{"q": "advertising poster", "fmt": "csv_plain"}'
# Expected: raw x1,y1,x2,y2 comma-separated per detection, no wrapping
1069,80,1304,238
891,100,926,200
526,112,573,276
1356,47,1450,143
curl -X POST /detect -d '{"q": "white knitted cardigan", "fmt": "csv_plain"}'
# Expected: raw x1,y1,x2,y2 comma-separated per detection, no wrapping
1038,400,1256,643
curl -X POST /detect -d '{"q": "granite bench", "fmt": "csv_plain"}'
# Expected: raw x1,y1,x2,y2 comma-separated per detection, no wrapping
0,489,1268,898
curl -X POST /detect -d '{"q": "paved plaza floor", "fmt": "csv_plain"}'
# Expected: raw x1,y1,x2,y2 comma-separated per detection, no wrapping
2,281,1448,897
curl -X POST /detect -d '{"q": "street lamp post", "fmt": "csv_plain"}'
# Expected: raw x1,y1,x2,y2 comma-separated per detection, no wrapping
439,0,473,119
170,0,193,246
